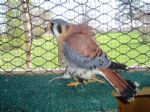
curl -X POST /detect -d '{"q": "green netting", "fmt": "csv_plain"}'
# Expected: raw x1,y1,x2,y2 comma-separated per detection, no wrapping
0,72,150,112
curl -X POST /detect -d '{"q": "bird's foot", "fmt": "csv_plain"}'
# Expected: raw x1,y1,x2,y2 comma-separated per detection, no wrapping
67,76,81,87
90,76,105,84
67,75,105,87
67,81,81,87
67,78,105,87
67,78,89,87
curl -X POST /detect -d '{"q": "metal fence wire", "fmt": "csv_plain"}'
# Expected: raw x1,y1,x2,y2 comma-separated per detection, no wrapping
0,0,150,75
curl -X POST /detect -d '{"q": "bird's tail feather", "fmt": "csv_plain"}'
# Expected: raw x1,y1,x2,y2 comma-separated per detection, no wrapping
98,68,139,102
109,61,127,70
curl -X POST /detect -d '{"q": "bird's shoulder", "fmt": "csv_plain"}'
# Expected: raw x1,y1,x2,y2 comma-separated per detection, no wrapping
64,31,102,58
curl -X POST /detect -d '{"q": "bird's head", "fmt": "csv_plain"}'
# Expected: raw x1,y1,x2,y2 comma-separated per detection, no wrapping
48,19,69,38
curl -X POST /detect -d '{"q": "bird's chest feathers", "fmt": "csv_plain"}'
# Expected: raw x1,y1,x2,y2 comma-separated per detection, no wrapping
61,54,98,80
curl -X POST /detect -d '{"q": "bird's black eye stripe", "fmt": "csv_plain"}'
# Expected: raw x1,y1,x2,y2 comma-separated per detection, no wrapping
57,25,62,33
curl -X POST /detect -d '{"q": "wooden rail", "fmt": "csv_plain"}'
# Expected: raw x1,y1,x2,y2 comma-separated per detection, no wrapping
22,0,32,69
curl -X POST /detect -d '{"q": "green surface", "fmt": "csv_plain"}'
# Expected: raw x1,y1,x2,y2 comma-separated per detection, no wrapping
0,72,150,112
1,32,150,69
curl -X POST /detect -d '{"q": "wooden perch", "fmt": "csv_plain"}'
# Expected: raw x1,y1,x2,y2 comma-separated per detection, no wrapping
22,0,32,69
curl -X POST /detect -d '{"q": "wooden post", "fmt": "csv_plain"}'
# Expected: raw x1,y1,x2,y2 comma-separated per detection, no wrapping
113,87,150,112
22,0,32,69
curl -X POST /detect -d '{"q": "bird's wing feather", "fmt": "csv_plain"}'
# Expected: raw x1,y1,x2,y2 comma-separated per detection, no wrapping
63,32,111,69
63,43,110,69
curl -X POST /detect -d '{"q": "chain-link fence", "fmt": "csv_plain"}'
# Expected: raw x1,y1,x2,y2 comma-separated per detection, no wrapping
0,0,150,75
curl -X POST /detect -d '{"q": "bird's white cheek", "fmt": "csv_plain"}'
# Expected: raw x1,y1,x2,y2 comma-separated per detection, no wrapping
53,26,60,38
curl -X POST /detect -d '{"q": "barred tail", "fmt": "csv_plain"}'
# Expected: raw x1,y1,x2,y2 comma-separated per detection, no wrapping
99,68,139,102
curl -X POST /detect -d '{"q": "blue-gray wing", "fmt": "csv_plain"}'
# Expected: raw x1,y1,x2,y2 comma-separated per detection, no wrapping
63,43,111,70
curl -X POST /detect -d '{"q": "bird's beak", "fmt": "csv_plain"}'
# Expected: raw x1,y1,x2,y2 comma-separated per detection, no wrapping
44,22,50,32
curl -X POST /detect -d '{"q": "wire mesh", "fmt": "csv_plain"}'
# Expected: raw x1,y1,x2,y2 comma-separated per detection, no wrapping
0,0,150,75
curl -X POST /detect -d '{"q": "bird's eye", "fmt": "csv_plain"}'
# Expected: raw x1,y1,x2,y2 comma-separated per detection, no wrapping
51,22,54,26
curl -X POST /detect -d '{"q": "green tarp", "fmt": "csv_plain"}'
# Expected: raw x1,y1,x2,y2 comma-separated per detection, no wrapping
0,72,150,112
